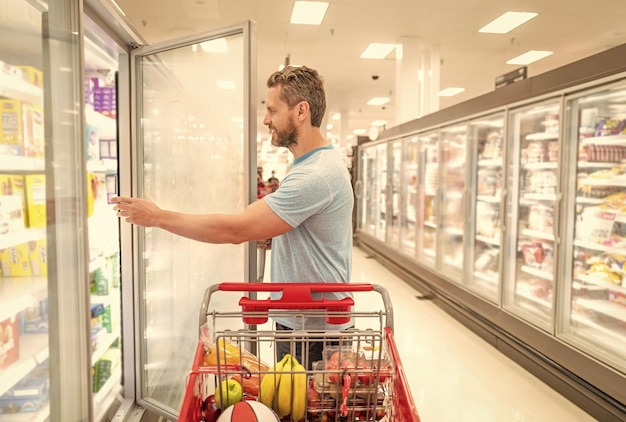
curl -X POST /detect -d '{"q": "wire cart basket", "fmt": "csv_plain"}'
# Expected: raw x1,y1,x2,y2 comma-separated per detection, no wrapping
178,282,420,422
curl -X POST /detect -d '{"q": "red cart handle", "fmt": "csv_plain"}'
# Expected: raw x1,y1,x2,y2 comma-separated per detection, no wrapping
218,282,374,325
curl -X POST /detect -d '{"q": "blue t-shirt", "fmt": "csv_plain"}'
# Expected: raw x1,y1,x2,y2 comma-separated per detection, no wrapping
263,145,354,330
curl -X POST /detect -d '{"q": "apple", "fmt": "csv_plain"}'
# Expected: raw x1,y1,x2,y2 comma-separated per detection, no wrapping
201,394,220,422
214,379,243,409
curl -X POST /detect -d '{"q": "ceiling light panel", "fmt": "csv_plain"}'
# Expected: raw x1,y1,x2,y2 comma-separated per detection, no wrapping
290,1,329,25
506,50,553,65
360,43,397,59
438,87,465,97
479,11,538,34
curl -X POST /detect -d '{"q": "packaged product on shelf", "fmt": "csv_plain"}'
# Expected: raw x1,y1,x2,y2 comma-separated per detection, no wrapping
0,195,25,235
16,65,43,88
0,174,26,225
27,238,47,276
90,263,110,295
0,99,24,155
0,360,49,414
0,61,22,80
21,103,44,158
23,295,49,333
93,348,120,393
0,314,19,369
0,243,31,276
24,174,45,228
85,124,99,161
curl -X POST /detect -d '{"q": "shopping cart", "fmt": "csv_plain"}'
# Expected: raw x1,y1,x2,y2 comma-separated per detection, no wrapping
178,282,420,422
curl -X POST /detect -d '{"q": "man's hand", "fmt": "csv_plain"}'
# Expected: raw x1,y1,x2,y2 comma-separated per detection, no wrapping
111,196,162,227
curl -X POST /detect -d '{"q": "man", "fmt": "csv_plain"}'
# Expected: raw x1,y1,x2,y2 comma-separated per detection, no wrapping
112,66,354,367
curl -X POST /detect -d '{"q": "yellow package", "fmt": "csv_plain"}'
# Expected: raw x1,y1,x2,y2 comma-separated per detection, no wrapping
17,65,43,88
0,174,26,226
0,243,32,276
25,174,46,228
27,238,47,276
0,99,23,155
22,103,44,158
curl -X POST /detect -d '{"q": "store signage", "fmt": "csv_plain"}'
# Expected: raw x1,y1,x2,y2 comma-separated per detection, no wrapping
495,67,527,89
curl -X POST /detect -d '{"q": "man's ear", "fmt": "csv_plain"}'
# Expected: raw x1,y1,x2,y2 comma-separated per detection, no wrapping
296,101,310,122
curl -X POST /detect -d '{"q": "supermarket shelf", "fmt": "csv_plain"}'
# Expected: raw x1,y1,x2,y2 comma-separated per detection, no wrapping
579,176,626,187
522,193,557,202
523,161,558,170
477,158,502,167
0,333,48,397
0,154,45,172
526,132,559,141
0,403,49,422
86,107,116,138
576,297,626,321
476,235,500,246
577,161,617,169
473,270,499,284
580,134,626,146
521,229,555,242
516,285,552,308
91,332,120,364
576,274,626,292
93,365,122,422
520,265,553,281
0,227,46,250
0,276,47,322
476,195,501,203
0,72,43,106
574,239,626,254
571,313,626,345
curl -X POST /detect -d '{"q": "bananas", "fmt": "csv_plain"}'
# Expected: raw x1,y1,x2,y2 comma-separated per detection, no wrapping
259,353,307,421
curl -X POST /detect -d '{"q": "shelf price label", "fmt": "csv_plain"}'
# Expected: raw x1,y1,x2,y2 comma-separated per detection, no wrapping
586,210,616,241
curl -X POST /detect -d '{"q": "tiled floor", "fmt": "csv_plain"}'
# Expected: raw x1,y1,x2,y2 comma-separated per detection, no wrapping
349,246,597,422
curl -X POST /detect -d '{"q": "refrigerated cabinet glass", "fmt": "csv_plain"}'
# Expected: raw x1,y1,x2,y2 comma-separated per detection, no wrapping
375,143,388,242
468,114,505,303
389,141,402,249
359,145,378,238
439,124,468,282
418,131,439,267
131,24,255,418
560,81,626,373
400,136,419,257
504,101,561,330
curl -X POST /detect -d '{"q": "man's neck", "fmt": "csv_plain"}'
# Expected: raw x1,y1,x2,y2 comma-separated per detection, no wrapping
288,127,329,159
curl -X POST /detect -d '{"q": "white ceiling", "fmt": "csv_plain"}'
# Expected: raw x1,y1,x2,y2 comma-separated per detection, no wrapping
112,0,626,143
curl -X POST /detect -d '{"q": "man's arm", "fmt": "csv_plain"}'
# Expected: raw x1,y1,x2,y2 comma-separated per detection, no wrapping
112,196,291,244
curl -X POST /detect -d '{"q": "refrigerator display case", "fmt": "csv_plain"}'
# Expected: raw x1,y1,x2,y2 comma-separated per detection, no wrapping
400,135,419,257
468,113,505,303
560,80,626,374
439,123,467,282
357,145,377,238
354,44,626,420
376,143,388,243
389,140,402,249
504,101,561,331
128,22,257,419
418,130,439,268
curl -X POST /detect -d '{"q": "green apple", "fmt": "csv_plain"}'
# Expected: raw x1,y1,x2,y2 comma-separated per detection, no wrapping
214,379,243,409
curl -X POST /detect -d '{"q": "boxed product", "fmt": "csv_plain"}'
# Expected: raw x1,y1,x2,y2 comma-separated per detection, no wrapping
0,99,24,155
0,195,25,235
90,263,110,296
0,243,31,276
0,174,26,225
27,238,47,276
85,124,99,161
93,348,120,393
0,314,19,369
24,174,45,228
23,295,49,334
16,66,43,88
21,103,44,158
0,361,49,414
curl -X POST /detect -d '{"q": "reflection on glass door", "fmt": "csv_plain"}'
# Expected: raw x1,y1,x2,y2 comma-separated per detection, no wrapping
418,131,439,267
376,143,388,242
360,145,377,237
440,124,467,282
131,24,255,418
389,141,402,248
401,136,419,257
505,101,560,330
560,82,626,373
469,114,505,302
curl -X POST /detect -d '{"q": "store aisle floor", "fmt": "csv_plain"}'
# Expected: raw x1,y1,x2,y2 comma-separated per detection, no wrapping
349,246,597,422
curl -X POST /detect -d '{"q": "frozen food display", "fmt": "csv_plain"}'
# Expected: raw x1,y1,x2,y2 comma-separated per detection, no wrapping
419,131,439,267
504,102,560,329
400,136,419,257
440,124,467,281
565,83,626,370
470,115,505,301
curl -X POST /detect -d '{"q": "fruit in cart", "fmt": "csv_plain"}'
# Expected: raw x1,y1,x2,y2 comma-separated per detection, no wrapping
306,377,321,415
206,338,241,365
215,379,244,409
201,394,221,422
276,354,293,417
259,353,290,410
216,400,280,421
289,356,307,421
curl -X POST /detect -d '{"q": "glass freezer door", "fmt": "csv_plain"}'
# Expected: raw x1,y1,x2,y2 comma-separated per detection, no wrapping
439,124,468,282
359,145,377,237
400,136,419,257
376,143,388,242
560,81,626,374
418,131,439,268
504,101,561,331
128,22,256,419
468,114,505,303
